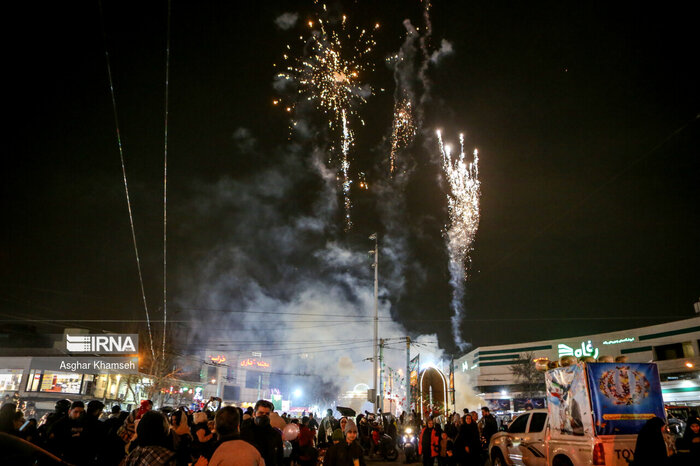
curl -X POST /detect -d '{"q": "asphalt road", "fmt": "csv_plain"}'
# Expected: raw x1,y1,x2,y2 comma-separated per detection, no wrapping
366,454,492,466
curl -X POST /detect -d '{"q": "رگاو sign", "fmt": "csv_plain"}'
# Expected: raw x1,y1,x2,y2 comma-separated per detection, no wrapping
558,340,599,359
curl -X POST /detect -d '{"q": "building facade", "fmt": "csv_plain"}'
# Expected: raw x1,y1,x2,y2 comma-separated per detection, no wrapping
455,317,700,414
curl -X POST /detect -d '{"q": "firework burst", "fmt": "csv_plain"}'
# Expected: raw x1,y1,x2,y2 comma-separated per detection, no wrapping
276,14,376,229
437,130,481,350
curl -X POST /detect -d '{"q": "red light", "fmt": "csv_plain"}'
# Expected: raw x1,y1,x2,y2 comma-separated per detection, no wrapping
593,442,606,465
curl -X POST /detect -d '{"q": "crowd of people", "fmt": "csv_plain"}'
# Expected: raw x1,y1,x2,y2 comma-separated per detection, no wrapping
2,397,699,466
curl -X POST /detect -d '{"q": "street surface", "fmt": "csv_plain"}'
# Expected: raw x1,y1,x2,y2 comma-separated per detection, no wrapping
366,454,492,466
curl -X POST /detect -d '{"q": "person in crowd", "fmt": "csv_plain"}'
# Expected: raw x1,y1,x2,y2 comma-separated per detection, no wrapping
356,414,370,451
308,412,319,431
37,398,71,446
319,409,337,444
682,417,700,460
169,409,194,466
48,400,92,465
191,411,216,461
82,400,107,464
21,418,39,443
631,416,670,466
207,406,263,466
102,406,128,466
298,416,317,466
122,410,176,466
480,407,497,448
456,412,480,465
419,418,439,466
322,428,346,465
241,399,283,466
339,416,348,434
119,400,154,444
324,420,363,466
0,402,20,435
438,431,454,466
444,413,459,439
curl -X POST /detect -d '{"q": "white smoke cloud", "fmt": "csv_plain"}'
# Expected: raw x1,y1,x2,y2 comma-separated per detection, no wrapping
274,12,299,30
232,127,257,153
430,39,454,64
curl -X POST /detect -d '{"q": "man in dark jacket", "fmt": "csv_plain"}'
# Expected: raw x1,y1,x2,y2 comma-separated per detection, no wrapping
48,400,91,465
480,407,498,447
241,399,283,466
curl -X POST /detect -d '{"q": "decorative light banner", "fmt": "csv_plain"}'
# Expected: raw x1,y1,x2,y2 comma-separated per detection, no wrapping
210,355,227,364
240,358,270,368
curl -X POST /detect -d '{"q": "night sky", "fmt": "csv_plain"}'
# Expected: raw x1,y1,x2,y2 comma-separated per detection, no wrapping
3,0,699,358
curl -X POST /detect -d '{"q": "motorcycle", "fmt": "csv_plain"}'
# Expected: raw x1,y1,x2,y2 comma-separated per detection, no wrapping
401,426,418,463
376,431,399,461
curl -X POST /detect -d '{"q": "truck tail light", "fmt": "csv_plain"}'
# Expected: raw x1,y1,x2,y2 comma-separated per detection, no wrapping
593,442,606,465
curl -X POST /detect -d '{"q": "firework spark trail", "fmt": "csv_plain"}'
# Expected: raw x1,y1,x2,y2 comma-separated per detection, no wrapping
341,109,353,229
389,96,416,175
437,131,481,351
276,14,376,229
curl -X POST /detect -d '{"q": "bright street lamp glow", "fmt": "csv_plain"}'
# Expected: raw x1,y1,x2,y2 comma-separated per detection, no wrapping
293,388,302,397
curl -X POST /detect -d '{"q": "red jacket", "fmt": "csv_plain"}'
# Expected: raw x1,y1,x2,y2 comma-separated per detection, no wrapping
419,427,439,457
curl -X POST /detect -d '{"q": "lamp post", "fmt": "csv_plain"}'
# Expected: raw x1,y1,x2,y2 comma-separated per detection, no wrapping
369,233,379,412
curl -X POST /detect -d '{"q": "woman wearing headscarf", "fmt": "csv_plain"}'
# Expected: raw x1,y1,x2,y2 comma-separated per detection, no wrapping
454,414,480,465
419,418,439,466
191,411,216,461
169,409,193,466
123,410,176,466
119,400,153,445
631,416,669,466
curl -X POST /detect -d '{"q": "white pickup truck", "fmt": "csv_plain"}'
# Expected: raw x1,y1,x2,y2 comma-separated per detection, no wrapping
488,362,671,466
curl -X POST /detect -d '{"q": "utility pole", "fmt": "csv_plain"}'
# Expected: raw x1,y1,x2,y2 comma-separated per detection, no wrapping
406,336,411,413
379,338,384,413
369,233,379,412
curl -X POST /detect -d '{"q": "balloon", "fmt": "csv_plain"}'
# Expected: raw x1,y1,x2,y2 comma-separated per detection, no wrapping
283,440,293,458
282,423,300,441
270,412,286,430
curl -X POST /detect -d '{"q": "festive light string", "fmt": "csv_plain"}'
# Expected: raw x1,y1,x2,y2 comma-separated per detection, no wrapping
98,0,155,360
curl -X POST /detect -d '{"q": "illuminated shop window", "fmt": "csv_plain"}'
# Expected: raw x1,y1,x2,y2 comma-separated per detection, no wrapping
26,370,41,392
0,371,23,392
39,371,83,394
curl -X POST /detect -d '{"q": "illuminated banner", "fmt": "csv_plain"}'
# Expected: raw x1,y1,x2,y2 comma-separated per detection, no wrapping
210,355,227,364
409,354,419,387
240,358,270,368
586,363,665,435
